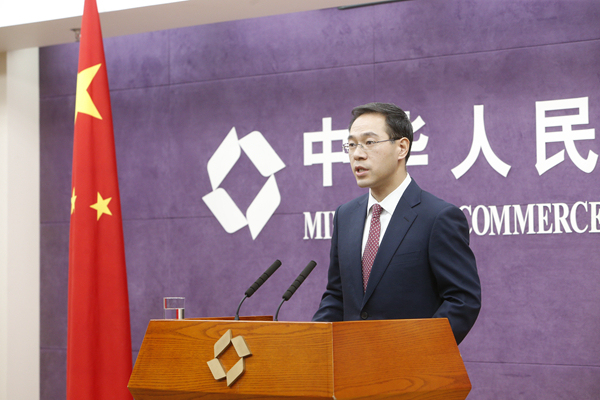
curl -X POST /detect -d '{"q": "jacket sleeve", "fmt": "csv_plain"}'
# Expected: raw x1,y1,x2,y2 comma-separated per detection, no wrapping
429,204,481,344
312,206,344,322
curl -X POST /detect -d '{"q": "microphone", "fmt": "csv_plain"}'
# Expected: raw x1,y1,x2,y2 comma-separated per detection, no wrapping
275,260,317,321
235,260,282,320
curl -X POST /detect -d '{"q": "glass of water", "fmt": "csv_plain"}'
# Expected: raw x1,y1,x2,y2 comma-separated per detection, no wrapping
163,297,185,319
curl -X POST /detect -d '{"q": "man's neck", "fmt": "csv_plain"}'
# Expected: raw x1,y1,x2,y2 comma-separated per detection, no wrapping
370,169,408,202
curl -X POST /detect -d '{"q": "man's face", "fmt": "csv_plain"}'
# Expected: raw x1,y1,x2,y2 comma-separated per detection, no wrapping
348,113,407,200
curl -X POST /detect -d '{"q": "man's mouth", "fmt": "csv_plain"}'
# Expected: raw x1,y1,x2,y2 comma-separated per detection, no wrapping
354,166,368,177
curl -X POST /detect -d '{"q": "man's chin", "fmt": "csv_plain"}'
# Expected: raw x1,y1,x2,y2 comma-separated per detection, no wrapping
355,178,370,188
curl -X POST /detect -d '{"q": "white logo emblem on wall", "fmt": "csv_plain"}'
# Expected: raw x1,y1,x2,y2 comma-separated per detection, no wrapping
202,128,286,239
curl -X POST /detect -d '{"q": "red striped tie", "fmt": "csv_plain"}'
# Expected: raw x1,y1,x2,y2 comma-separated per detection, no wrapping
362,204,382,292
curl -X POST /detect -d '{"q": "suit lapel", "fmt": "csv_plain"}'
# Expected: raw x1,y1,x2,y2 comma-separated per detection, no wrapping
362,180,422,306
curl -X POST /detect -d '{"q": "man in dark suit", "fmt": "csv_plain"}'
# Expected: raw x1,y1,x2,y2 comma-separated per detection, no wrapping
313,102,481,345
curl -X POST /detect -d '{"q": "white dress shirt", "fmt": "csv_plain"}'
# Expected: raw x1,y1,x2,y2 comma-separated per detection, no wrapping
361,174,412,256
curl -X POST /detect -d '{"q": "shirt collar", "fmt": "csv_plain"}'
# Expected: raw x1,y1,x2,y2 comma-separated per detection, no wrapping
367,173,412,216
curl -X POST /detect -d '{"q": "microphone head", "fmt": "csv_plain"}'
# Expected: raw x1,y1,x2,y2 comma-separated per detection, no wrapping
303,260,317,275
269,259,283,272
282,260,317,301
244,259,282,297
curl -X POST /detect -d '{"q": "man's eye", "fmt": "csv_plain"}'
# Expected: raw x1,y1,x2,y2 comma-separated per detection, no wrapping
365,140,376,146
348,143,358,148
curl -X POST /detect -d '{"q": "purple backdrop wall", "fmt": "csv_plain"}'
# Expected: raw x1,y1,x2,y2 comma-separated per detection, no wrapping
40,1,600,399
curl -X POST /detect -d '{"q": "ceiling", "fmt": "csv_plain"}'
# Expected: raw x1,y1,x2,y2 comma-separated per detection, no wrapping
0,0,371,52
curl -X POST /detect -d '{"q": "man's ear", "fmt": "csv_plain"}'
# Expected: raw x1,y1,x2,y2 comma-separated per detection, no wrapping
396,137,410,161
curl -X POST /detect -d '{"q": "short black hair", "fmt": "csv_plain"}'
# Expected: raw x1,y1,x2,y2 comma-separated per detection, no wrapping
349,102,413,162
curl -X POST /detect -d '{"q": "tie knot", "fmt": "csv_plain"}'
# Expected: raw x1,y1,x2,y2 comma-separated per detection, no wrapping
372,204,383,218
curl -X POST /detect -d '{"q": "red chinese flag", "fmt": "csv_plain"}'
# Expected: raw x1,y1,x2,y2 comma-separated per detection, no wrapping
67,0,133,399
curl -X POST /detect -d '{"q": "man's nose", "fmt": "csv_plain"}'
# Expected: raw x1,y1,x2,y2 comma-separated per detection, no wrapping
352,145,367,159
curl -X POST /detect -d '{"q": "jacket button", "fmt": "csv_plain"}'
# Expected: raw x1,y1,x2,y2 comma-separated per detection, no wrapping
361,312,368,320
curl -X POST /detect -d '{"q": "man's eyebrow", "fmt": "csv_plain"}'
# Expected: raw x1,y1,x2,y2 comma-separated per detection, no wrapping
347,132,379,140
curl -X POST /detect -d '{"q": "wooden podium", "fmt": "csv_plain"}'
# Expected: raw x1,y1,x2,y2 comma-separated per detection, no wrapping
128,318,471,400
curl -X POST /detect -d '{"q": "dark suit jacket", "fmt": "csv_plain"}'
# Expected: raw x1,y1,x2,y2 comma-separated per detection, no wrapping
312,179,481,344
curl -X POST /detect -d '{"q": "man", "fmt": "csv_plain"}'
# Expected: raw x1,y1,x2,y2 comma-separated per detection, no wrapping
312,102,481,344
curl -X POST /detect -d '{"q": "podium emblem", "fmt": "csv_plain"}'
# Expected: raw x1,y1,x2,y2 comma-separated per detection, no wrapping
207,329,252,387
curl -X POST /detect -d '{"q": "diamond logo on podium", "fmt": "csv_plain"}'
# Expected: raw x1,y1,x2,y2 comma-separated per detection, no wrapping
207,329,252,387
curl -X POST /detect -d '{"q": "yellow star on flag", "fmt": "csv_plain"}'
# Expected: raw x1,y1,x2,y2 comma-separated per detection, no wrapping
90,192,113,220
71,187,77,215
75,63,103,122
